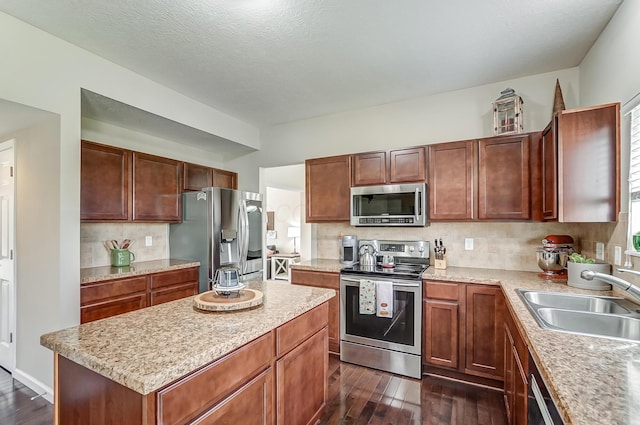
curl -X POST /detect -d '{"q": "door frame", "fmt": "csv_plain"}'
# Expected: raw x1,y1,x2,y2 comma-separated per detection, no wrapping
0,139,15,372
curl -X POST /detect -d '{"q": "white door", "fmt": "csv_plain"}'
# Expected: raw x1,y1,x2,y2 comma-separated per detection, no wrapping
0,142,15,371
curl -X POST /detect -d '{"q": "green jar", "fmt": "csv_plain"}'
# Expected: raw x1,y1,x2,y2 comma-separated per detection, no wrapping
111,249,135,267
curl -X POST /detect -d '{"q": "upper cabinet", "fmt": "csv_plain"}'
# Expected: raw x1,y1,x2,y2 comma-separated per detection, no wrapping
183,163,238,191
428,141,476,221
81,141,131,221
306,155,351,222
478,134,531,220
352,147,426,186
538,103,620,222
82,140,238,222
429,134,533,221
132,152,182,222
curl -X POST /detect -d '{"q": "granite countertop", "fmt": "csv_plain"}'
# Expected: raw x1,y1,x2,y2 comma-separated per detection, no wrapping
292,261,640,425
422,266,640,425
41,280,335,395
81,259,200,284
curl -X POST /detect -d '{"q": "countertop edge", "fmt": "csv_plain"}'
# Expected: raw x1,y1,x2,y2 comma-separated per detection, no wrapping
81,259,200,284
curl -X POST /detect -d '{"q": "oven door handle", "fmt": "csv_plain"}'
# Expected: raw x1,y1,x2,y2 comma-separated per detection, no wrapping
530,375,554,425
341,277,419,288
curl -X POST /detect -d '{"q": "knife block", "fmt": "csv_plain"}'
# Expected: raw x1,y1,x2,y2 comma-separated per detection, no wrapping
434,256,447,270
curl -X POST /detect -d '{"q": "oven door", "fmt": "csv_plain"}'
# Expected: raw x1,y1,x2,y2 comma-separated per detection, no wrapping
340,275,421,355
528,354,565,425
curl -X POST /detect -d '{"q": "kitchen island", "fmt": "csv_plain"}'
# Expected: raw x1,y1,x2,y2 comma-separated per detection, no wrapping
41,280,335,425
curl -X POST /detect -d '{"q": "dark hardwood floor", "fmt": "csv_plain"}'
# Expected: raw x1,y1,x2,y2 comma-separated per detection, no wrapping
0,357,506,425
0,368,53,425
317,356,507,425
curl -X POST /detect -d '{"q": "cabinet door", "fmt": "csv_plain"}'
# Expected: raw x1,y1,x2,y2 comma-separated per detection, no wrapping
290,270,340,354
478,135,530,220
428,141,476,220
305,155,351,222
465,285,504,380
276,328,328,425
557,103,620,222
389,147,426,183
504,324,515,424
191,369,274,425
513,352,528,425
81,141,131,221
183,162,212,192
352,151,387,186
541,123,557,220
133,152,182,222
212,168,238,189
423,299,459,368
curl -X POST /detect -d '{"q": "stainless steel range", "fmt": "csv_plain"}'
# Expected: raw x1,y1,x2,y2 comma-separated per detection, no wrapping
340,239,429,379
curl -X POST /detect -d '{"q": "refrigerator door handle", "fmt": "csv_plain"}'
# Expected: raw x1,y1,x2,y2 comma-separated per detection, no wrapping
239,199,250,275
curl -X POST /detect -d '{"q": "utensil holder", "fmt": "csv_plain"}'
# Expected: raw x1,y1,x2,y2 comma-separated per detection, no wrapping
111,249,135,267
434,256,447,270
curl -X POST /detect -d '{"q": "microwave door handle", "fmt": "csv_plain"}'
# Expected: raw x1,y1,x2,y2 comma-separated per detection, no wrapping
415,188,422,218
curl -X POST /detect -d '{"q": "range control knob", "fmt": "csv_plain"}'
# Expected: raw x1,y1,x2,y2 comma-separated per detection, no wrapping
409,246,415,252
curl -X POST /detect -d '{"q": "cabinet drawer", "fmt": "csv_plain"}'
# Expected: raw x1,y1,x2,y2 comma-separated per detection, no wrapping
150,282,198,306
424,281,460,301
290,269,339,289
80,294,147,324
150,267,198,290
157,332,274,425
81,276,148,306
277,303,328,357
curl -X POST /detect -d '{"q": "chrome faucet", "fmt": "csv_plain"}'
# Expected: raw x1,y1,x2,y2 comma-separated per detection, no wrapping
580,269,640,301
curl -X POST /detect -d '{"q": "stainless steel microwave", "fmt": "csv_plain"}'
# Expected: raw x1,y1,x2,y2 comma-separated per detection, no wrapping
350,183,427,226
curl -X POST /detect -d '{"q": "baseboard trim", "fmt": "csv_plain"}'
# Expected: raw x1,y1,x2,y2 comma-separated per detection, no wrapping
13,368,54,404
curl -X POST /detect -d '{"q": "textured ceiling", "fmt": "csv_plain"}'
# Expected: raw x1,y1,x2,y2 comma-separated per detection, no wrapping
0,0,623,127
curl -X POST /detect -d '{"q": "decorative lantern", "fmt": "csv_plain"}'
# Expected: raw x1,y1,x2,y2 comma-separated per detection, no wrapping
493,88,523,135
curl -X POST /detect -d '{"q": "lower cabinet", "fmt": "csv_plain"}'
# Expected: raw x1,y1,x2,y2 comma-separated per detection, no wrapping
81,267,199,323
291,269,340,354
504,299,528,425
423,280,504,384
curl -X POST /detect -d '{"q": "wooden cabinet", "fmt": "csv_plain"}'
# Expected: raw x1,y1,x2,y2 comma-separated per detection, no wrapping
81,141,131,221
423,280,504,385
81,267,199,324
536,103,620,222
212,168,237,189
389,147,426,183
290,269,340,354
428,141,476,220
352,151,387,185
183,162,212,191
305,155,351,222
465,285,505,379
423,281,460,368
504,299,528,425
352,147,426,186
478,134,531,220
133,152,182,222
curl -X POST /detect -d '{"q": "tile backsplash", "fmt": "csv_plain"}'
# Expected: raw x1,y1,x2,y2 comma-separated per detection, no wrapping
316,220,618,272
81,223,169,268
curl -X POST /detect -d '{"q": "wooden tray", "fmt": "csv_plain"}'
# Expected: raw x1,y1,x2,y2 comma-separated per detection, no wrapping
193,289,263,312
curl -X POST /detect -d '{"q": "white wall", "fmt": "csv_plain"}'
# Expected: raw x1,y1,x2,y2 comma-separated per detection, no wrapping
230,68,580,192
0,11,258,395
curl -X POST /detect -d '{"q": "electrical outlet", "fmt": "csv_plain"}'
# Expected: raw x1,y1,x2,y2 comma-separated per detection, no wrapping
614,246,622,266
464,238,474,251
595,242,605,260
145,235,153,247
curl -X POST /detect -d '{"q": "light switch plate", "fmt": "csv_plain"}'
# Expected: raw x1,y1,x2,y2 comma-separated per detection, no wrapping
595,242,605,260
464,238,474,251
145,235,153,247
614,246,622,266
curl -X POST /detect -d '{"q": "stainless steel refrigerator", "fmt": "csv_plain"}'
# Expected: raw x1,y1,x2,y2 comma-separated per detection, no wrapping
169,187,264,293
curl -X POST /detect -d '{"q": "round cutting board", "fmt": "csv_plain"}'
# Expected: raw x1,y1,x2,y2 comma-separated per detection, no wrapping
193,289,263,312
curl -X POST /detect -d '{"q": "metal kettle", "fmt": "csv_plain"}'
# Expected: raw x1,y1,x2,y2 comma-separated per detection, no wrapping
359,244,376,267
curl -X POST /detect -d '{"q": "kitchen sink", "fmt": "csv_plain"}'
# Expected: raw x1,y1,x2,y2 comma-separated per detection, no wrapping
521,291,632,314
517,290,640,342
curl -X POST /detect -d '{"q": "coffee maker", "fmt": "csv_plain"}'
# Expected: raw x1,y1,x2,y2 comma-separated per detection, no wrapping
339,235,358,266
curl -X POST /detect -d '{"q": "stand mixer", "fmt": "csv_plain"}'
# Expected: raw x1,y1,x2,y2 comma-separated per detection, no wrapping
536,235,575,279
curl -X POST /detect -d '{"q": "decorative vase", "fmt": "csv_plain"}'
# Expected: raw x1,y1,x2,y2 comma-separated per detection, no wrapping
567,261,611,290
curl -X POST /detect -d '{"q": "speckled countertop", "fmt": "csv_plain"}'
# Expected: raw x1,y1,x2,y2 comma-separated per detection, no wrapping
81,259,200,284
292,258,345,273
293,261,640,425
41,280,335,395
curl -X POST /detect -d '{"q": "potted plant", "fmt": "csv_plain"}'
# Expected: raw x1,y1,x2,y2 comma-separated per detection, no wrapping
566,253,611,290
